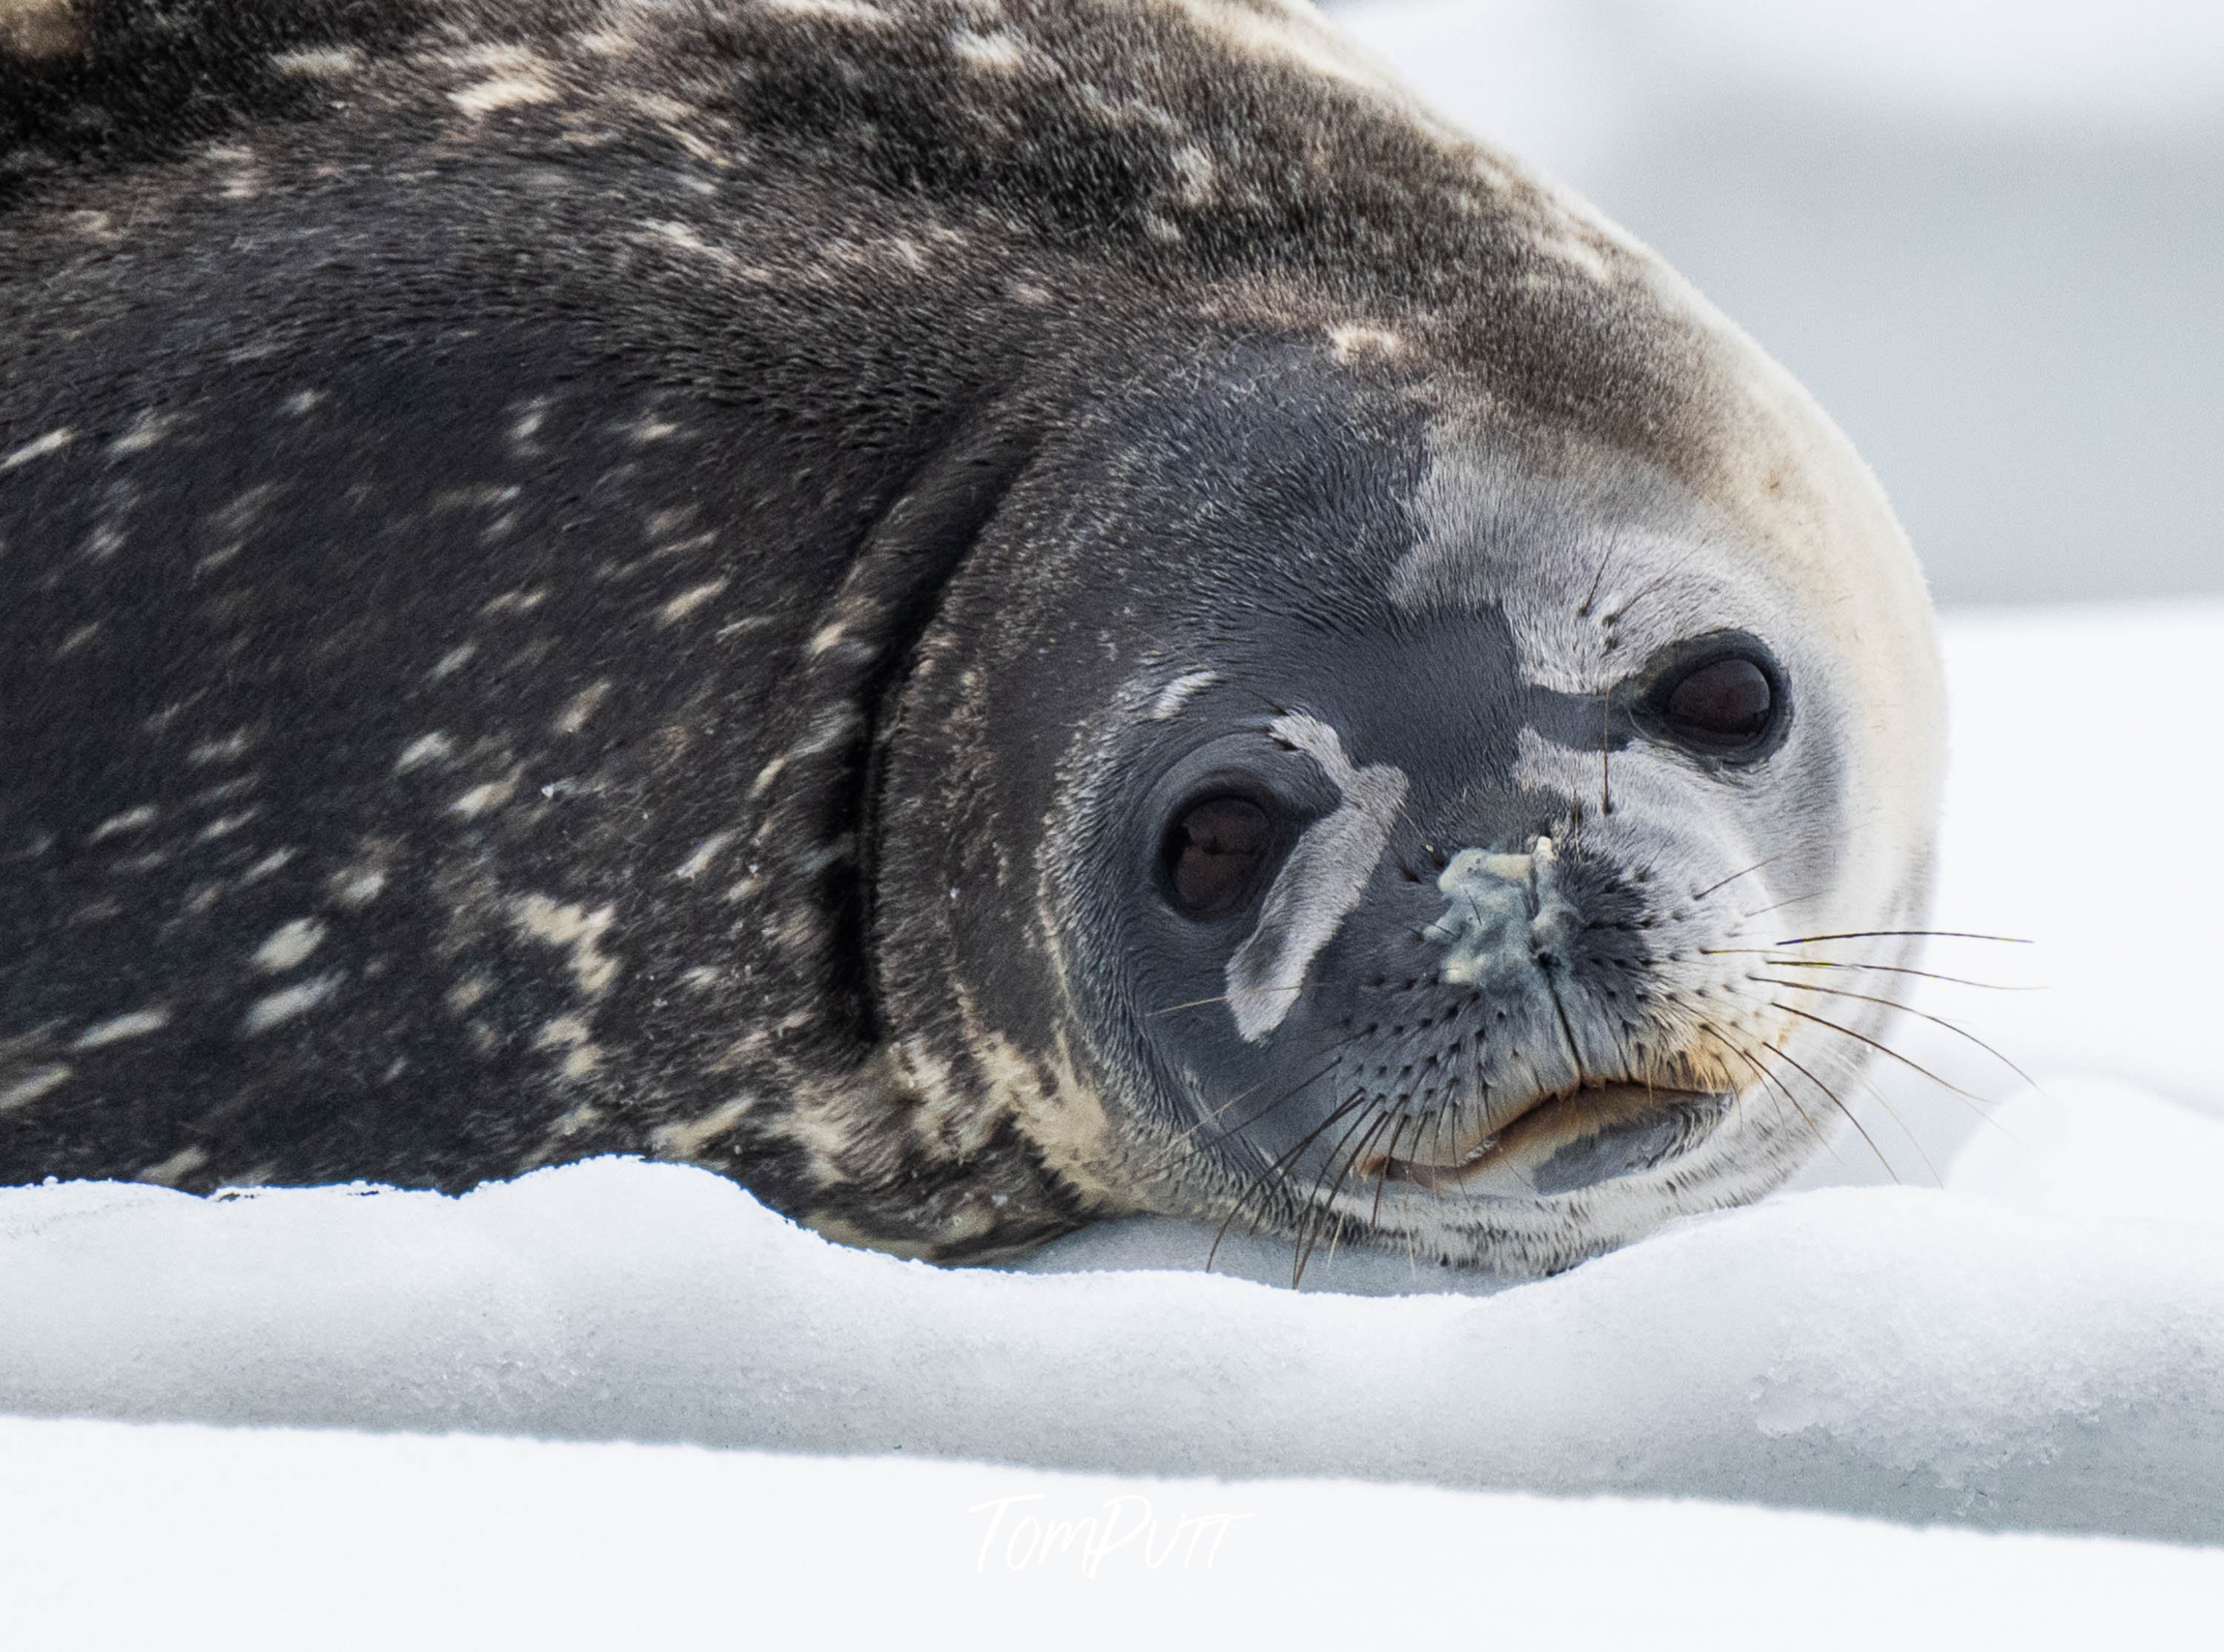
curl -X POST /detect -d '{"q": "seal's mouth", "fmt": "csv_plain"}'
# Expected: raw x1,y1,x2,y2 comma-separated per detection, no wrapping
1365,1081,1730,1198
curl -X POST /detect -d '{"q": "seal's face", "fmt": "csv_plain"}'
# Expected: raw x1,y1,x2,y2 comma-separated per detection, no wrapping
881,335,1942,1274
1121,618,1787,1200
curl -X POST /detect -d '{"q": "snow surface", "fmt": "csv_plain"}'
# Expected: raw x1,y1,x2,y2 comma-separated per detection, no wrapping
5,603,2223,1633
6,1416,2223,1649
7,1118,2224,1542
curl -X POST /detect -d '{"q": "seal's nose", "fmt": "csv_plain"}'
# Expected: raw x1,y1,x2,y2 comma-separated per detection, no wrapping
1424,836,1583,992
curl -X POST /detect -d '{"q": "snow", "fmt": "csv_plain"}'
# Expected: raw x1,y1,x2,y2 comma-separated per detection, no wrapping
8,1140,2224,1540
6,1419,2224,1649
6,603,2223,1633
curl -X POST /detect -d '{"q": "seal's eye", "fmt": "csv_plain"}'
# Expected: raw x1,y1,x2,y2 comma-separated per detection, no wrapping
1649,648,1783,757
1163,795,1277,918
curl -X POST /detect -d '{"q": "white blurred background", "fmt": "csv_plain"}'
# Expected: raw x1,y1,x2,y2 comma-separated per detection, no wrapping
1330,0,2224,606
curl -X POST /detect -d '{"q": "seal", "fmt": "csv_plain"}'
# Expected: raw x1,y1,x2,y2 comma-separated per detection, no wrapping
0,0,1944,1272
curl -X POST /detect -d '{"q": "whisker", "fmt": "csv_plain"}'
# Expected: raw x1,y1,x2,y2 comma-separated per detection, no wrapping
1803,1029,2022,1148
1369,1107,1424,1229
1607,565,1681,621
1691,855,1781,902
1154,641,1288,726
1291,1102,1391,1287
1249,1089,1383,1251
1766,1028,1936,1186
1207,1089,1367,1271
1153,983,1302,1016
1738,891,1830,920
1697,1023,1833,1158
1753,975,2040,1092
1130,1024,1376,1183
1577,528,1619,617
1775,929,2034,947
1319,1107,1403,1273
1704,1019,1905,1181
1767,1000,1997,1106
1210,1030,1374,1138
1701,952,2038,991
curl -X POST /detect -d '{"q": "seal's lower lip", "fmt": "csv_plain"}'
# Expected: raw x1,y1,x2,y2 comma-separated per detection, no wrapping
1367,1081,1725,1195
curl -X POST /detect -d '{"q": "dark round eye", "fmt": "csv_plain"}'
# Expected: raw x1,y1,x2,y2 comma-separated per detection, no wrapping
1658,654,1778,752
1162,795,1277,918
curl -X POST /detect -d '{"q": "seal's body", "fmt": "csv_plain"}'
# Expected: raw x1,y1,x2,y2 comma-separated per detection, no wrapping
0,0,1944,1270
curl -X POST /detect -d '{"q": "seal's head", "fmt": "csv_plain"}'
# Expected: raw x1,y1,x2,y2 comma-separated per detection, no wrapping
874,305,1942,1274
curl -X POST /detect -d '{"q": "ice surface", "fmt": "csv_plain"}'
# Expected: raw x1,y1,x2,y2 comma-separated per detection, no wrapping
3,604,2221,1594
7,1138,2223,1543
6,1416,2223,1648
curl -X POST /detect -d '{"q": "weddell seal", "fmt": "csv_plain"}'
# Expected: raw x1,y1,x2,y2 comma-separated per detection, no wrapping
0,0,1945,1272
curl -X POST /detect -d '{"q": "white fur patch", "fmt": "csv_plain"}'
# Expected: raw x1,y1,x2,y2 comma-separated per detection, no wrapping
1,428,72,471
759,0,898,25
950,30,1032,73
270,46,365,78
451,74,563,115
1226,714,1408,1041
1150,669,1219,722
0,1065,70,1112
253,918,327,973
241,975,342,1036
73,1009,171,1049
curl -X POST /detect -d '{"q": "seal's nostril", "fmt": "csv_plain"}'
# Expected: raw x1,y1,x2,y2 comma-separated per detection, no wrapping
1429,843,1546,986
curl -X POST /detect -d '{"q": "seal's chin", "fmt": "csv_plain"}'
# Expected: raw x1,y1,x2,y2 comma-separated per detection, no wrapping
1369,1081,1731,1199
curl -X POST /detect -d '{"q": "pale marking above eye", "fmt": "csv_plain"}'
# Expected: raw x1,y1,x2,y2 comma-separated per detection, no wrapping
1150,669,1219,722
1225,714,1408,1044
